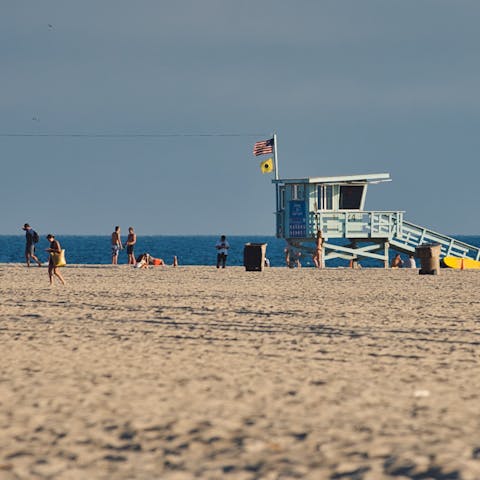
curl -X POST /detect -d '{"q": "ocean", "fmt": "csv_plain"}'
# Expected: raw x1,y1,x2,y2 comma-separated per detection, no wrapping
2,235,479,268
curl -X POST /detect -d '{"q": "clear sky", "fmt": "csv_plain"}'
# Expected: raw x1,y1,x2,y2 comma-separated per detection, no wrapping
2,1,479,235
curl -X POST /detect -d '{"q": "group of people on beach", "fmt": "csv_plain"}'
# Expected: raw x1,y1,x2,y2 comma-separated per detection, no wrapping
391,253,416,269
22,223,170,287
111,227,232,269
284,230,417,269
24,223,228,280
111,226,138,265
24,222,419,275
285,230,325,268
111,225,178,268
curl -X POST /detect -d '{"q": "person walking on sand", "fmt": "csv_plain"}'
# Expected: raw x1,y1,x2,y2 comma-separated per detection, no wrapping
46,234,66,285
215,235,230,268
125,226,136,265
23,223,42,267
111,226,122,265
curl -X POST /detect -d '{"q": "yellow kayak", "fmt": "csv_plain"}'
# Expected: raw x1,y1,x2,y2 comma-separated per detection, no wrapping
443,256,480,270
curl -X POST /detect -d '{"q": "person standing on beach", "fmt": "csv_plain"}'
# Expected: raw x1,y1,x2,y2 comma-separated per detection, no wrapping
125,227,137,265
285,242,301,268
284,243,291,267
23,223,42,267
45,234,66,285
312,230,324,268
215,235,230,268
407,254,417,268
111,226,122,264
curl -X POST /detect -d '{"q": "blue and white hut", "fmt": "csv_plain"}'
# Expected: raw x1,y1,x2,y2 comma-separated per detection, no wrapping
268,136,480,266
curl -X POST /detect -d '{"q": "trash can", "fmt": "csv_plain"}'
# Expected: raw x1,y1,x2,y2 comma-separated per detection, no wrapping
415,244,441,275
244,243,267,271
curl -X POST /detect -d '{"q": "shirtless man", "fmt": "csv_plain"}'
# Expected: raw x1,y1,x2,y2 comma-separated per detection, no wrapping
111,226,122,265
125,226,137,265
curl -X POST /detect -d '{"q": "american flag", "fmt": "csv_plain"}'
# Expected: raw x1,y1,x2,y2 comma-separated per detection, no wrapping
253,137,274,156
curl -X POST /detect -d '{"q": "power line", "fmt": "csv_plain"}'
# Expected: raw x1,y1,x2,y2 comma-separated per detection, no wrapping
0,132,267,138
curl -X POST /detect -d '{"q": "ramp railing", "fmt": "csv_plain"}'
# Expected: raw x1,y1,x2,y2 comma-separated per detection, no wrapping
391,220,480,260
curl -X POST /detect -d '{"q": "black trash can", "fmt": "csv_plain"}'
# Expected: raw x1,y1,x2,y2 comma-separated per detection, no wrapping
416,244,441,275
244,243,267,271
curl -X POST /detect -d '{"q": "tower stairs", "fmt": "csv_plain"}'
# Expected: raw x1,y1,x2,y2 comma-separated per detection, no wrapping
389,219,480,260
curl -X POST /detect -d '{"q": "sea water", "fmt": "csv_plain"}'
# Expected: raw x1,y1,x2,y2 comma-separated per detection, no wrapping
1,235,479,268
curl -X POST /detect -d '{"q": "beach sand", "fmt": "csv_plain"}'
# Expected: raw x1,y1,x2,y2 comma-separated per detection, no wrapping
0,264,479,479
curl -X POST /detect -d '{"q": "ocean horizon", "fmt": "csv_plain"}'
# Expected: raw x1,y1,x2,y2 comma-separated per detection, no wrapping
2,234,479,268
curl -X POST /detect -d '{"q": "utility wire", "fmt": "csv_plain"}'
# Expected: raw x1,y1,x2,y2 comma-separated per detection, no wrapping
0,132,267,138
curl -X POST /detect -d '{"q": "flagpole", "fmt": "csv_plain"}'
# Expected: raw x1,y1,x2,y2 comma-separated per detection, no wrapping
273,132,279,180
273,132,280,237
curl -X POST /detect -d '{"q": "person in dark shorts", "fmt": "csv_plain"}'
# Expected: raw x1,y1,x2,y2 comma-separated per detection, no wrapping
215,235,230,268
125,226,137,265
23,223,42,267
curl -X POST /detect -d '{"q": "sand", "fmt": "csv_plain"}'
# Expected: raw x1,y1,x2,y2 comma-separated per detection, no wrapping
0,264,479,480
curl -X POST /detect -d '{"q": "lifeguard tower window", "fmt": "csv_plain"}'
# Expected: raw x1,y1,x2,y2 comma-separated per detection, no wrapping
291,184,305,200
339,185,364,209
318,185,333,210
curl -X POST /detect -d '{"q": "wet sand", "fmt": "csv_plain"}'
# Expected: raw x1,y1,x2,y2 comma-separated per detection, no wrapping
0,264,479,479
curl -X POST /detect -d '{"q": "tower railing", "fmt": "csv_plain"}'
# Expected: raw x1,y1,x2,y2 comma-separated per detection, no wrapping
310,210,404,239
392,220,480,260
276,208,479,261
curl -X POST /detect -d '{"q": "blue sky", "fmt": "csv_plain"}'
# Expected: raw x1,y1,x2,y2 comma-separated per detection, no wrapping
1,1,479,235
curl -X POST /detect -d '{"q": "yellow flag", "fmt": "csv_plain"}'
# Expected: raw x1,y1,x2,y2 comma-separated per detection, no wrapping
260,157,274,174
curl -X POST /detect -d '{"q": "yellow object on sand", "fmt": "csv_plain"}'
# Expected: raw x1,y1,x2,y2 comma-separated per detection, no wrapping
443,256,480,270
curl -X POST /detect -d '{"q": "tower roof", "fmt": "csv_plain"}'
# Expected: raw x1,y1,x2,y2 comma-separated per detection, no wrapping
273,173,391,185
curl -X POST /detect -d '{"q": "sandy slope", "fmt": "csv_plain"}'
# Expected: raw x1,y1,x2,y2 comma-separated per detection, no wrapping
0,264,479,479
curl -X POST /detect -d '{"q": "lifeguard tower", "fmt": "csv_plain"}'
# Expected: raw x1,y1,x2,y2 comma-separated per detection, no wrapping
268,136,480,266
